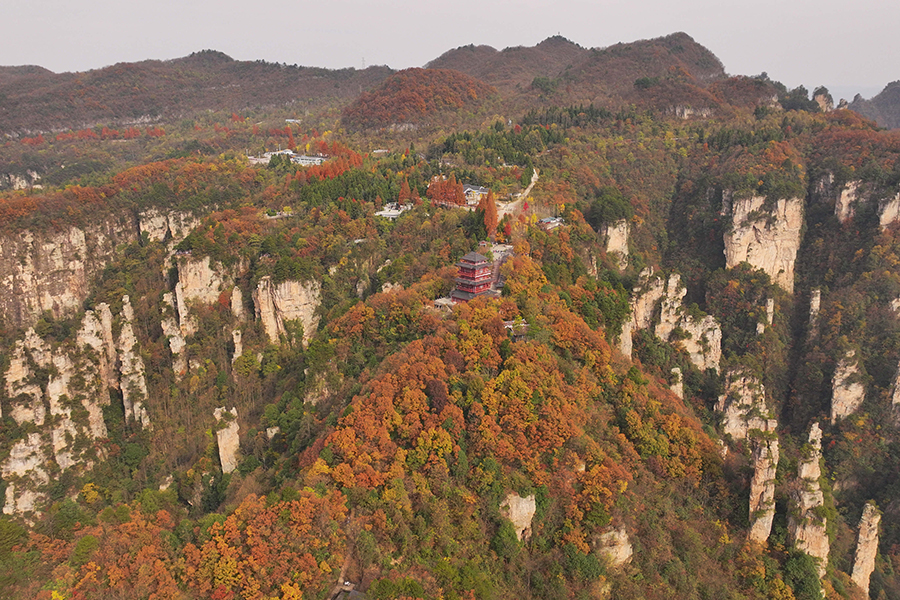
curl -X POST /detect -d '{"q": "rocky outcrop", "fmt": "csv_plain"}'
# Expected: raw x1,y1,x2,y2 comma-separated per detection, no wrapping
77,304,117,393
788,423,829,579
0,219,133,329
138,209,199,245
500,493,536,541
749,437,779,544
630,269,666,331
602,219,629,270
627,270,721,372
717,370,776,441
814,91,834,113
230,287,245,320
670,367,683,399
878,192,900,230
593,526,633,567
851,502,880,596
253,276,321,346
2,306,121,514
835,181,860,224
809,289,822,333
831,350,865,423
168,256,238,339
231,329,243,363
176,255,231,306
2,433,49,515
616,319,633,358
213,407,241,474
160,292,188,376
724,195,803,293
757,298,775,335
118,296,150,428
2,170,42,191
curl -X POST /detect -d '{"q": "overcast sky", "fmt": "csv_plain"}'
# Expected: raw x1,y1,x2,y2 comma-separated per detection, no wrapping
3,0,897,100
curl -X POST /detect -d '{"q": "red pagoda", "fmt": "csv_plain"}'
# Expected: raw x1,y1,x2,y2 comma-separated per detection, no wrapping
451,251,492,303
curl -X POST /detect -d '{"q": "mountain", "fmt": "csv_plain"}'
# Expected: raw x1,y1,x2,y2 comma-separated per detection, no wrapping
426,35,588,92
342,67,496,130
0,50,392,135
427,32,730,112
848,81,900,129
4,32,900,600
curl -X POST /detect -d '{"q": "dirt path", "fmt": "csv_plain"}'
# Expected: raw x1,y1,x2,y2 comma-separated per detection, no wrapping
328,548,354,599
497,168,538,220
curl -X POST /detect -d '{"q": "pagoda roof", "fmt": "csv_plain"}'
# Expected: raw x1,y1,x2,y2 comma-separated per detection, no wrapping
459,251,489,264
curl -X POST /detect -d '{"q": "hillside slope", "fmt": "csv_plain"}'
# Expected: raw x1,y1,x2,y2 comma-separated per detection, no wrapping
849,81,900,129
0,50,392,135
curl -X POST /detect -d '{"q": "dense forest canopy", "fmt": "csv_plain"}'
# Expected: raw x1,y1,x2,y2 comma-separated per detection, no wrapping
2,31,900,600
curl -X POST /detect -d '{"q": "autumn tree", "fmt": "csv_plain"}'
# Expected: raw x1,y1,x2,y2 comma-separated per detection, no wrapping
477,190,498,238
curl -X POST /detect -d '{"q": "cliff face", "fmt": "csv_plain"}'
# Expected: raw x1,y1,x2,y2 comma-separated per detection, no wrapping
1,302,130,514
213,407,241,475
593,526,633,568
834,181,860,224
500,493,537,542
624,270,722,372
749,438,779,544
253,277,322,346
717,370,776,441
602,219,629,270
831,350,866,423
0,219,132,329
788,423,829,579
851,502,881,596
0,208,199,331
878,192,900,229
724,195,803,293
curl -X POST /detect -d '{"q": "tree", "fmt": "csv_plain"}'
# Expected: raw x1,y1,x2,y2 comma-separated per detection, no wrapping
477,190,498,239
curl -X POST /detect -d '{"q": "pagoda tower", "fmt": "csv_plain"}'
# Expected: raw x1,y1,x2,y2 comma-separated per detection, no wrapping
451,251,492,302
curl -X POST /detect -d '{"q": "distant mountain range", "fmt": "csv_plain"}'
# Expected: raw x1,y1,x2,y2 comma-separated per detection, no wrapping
0,34,897,135
0,51,392,134
848,81,900,129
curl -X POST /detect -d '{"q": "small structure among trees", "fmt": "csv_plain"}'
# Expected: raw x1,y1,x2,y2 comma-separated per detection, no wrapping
451,251,493,303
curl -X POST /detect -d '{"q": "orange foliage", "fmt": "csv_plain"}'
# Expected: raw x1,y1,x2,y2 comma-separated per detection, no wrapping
342,68,495,129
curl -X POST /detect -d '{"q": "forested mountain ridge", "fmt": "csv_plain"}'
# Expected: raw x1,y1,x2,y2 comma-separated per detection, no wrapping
0,51,393,135
2,32,900,600
849,82,900,129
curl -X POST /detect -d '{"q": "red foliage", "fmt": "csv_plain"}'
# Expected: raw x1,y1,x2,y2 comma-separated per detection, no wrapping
342,68,495,129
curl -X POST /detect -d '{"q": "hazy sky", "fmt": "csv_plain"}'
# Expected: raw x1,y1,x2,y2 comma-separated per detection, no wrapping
4,0,897,100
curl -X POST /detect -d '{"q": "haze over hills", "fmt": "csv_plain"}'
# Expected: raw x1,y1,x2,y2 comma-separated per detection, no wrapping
849,81,900,129
0,51,393,135
3,31,895,136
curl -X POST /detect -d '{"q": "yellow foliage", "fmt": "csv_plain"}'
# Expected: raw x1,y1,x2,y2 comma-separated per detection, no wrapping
80,483,101,504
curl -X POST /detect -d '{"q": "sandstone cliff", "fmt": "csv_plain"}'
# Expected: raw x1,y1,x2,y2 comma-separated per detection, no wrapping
624,270,722,372
593,526,633,568
1,303,128,514
213,406,241,475
835,181,860,224
500,492,537,542
788,423,829,579
0,208,199,330
724,195,803,293
118,296,150,429
602,219,629,270
253,276,321,346
0,220,131,328
878,192,900,230
717,370,776,441
749,437,779,544
831,350,865,423
851,502,880,596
